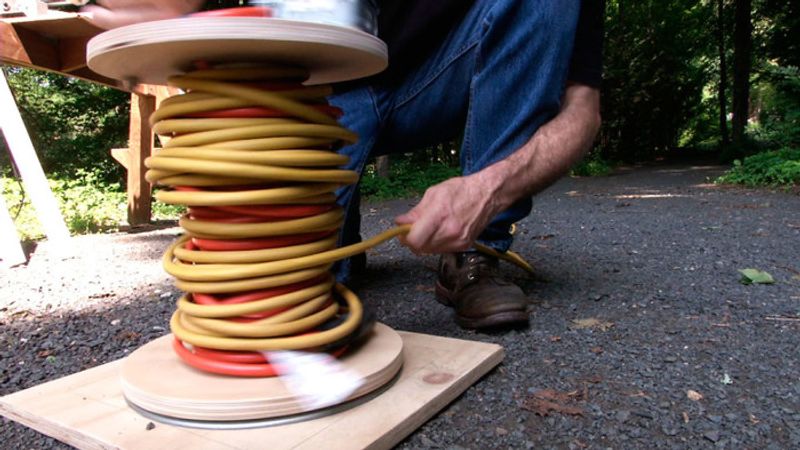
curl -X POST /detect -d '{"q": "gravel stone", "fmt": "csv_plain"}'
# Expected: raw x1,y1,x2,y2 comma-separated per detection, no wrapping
2,164,799,449
704,430,721,443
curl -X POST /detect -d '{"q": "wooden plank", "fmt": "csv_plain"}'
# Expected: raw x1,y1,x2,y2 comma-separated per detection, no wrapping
127,92,155,225
2,24,59,68
110,148,129,170
1,15,125,90
0,178,26,267
58,36,92,72
0,21,31,64
0,331,503,450
0,70,70,245
7,13,102,39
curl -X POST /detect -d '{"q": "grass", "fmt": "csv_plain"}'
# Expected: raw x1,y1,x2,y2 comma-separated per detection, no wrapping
360,158,461,201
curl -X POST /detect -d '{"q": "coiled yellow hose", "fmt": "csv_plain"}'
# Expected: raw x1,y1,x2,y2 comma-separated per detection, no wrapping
148,66,400,356
146,65,533,372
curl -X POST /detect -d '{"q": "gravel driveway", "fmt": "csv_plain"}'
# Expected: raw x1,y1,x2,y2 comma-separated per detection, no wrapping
2,164,799,449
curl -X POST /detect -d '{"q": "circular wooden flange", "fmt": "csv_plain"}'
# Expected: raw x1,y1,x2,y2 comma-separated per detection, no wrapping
86,17,388,85
120,322,403,422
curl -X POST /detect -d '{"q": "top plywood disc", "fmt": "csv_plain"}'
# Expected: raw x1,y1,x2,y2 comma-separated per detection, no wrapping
86,17,388,85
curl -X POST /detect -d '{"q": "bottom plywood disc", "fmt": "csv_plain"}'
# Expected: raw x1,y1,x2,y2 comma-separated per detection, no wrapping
120,322,403,422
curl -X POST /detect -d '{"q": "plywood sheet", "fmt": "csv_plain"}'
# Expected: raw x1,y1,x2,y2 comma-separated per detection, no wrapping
0,331,503,450
7,13,103,39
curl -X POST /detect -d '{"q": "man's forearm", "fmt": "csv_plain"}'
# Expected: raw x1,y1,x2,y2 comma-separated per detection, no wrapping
473,84,602,214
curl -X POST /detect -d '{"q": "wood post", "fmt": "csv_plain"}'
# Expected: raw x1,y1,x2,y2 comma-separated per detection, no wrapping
126,91,155,226
0,69,70,246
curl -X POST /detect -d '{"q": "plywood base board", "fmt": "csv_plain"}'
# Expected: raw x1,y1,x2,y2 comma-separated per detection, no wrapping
0,331,503,450
121,323,404,421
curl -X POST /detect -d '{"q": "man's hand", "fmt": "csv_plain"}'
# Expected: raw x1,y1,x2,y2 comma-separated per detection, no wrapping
395,172,503,254
83,0,203,29
395,83,601,255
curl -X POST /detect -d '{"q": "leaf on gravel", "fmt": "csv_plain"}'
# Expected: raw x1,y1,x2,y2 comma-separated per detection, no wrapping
414,285,435,293
571,317,614,331
523,398,584,417
720,373,733,385
522,389,585,417
738,268,775,285
686,389,703,401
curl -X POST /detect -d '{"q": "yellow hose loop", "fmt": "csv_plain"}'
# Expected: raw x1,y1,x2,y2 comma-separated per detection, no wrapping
173,235,338,264
177,277,335,318
153,118,299,135
157,86,332,110
164,226,410,282
473,243,536,275
258,293,333,325
151,94,333,127
161,123,357,148
178,209,343,239
154,174,269,187
169,283,363,351
203,137,336,151
154,148,349,167
155,184,338,206
161,76,338,126
182,301,338,338
174,265,332,295
145,156,358,184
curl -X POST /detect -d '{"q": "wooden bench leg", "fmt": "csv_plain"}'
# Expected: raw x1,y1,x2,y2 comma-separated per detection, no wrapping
127,91,155,226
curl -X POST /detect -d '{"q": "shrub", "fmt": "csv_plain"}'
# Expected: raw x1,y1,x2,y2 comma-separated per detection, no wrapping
571,152,613,177
2,171,184,241
715,147,800,186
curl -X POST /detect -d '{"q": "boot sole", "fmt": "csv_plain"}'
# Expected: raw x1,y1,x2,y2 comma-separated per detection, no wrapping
435,281,529,329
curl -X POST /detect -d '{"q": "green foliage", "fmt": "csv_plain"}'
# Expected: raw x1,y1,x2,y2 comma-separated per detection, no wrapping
2,172,184,241
600,0,713,161
752,65,800,148
716,147,800,186
360,157,461,200
571,152,613,177
0,67,129,181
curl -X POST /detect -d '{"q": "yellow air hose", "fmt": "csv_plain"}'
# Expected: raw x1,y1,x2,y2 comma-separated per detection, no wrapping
147,65,533,374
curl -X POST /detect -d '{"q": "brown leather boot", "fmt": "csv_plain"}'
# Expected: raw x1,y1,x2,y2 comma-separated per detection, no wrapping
435,252,530,329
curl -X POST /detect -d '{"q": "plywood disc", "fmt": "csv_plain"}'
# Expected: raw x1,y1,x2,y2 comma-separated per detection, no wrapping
120,323,403,421
86,17,388,85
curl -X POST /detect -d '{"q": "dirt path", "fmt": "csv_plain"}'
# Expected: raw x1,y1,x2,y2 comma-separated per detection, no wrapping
2,164,799,449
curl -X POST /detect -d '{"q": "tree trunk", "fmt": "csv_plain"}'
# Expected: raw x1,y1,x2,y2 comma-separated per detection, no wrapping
731,0,751,146
375,155,390,178
717,0,729,148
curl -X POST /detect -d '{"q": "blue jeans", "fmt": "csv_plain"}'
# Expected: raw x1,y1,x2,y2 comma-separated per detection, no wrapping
331,0,580,281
